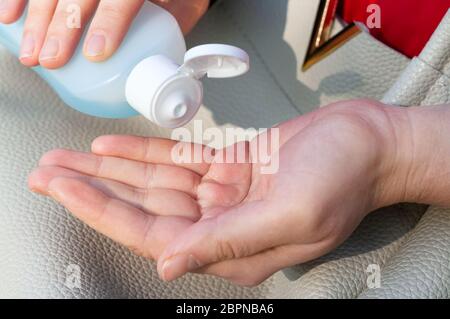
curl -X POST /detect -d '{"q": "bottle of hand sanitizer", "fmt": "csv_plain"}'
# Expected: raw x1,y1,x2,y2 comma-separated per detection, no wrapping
0,1,249,128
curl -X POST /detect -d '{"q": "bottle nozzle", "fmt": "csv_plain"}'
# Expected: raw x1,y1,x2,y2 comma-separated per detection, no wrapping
171,102,188,119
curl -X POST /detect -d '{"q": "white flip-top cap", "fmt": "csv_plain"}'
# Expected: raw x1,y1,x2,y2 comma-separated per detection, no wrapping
126,44,250,128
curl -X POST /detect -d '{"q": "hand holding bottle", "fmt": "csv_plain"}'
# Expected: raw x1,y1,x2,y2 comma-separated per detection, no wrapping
0,0,210,69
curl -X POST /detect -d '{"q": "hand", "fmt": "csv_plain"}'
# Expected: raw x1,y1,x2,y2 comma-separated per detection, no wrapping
0,0,209,69
29,100,411,285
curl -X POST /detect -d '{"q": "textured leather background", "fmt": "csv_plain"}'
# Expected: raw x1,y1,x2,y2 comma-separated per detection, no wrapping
0,0,447,298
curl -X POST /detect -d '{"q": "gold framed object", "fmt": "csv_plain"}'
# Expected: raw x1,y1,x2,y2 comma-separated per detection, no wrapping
302,0,361,71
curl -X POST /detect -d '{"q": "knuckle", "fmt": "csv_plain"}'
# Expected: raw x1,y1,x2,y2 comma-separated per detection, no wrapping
93,155,105,176
213,216,252,261
213,220,250,260
97,2,126,22
144,164,156,189
215,238,238,260
136,218,157,260
48,12,82,36
214,236,249,261
28,5,51,18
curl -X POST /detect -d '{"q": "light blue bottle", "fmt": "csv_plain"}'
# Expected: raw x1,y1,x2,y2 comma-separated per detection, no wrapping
0,2,250,128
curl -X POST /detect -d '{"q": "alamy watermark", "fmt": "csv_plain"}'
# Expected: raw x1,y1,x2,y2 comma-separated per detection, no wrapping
66,4,81,29
366,263,381,289
171,120,280,175
65,263,81,290
366,4,381,29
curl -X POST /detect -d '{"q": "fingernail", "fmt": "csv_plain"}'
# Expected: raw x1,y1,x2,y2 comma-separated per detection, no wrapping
40,37,60,61
20,33,35,59
161,255,201,281
85,33,106,57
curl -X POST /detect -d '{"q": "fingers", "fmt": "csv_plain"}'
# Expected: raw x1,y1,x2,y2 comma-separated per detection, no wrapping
83,0,144,62
19,0,144,68
29,165,201,220
18,0,58,66
37,0,98,69
92,135,212,176
0,0,26,24
46,177,193,259
39,149,201,198
48,176,153,253
157,200,296,281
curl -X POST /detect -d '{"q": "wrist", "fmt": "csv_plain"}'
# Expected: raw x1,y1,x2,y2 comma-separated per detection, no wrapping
375,104,450,208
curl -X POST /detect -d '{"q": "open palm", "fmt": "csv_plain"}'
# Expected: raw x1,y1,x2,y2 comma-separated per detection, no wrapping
29,100,396,285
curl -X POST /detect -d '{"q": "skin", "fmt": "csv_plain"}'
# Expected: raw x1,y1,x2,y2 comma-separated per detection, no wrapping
28,100,450,286
0,0,210,69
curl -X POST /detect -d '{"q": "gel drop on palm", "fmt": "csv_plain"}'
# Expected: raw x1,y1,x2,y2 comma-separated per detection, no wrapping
0,1,249,128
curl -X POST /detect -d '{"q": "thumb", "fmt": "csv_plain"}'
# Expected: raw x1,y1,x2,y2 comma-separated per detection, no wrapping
157,200,292,281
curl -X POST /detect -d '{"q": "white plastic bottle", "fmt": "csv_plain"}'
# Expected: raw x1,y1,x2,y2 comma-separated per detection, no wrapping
0,1,249,128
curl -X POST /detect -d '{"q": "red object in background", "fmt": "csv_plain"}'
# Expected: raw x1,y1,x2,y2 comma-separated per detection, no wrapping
339,0,450,58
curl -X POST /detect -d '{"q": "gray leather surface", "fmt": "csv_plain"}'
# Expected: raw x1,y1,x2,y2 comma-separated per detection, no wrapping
359,207,450,299
0,0,448,298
